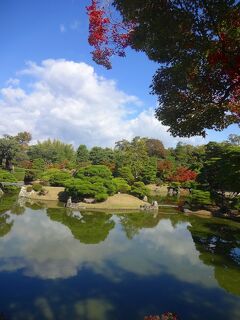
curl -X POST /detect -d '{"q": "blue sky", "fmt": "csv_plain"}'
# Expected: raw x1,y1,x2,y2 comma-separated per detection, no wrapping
0,0,238,147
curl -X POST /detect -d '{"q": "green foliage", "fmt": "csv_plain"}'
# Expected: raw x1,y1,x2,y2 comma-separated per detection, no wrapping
26,186,33,192
12,167,25,181
113,1,239,136
48,171,72,187
95,193,108,202
0,135,19,169
65,179,96,200
32,184,43,192
24,170,40,183
130,182,149,199
75,165,113,180
76,144,89,162
40,169,72,187
189,190,212,207
1,185,19,194
116,166,134,184
117,137,149,179
32,158,45,170
198,144,240,194
0,170,17,182
27,139,76,164
140,157,157,184
89,147,115,165
113,178,131,193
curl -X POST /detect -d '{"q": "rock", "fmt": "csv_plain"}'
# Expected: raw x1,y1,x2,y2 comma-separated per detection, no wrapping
194,210,212,217
66,196,72,207
0,188,4,197
19,186,35,198
183,208,192,214
83,198,95,204
152,201,158,208
143,195,148,202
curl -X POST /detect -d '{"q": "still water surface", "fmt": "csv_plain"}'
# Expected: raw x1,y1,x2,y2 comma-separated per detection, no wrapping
0,195,240,320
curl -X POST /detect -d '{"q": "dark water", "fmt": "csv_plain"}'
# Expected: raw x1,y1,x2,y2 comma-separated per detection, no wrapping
0,195,240,320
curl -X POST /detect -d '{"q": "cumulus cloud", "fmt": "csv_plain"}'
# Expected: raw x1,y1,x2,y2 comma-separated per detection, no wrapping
0,59,205,147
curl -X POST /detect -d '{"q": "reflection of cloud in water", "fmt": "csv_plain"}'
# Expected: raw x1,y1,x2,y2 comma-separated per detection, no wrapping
0,210,217,289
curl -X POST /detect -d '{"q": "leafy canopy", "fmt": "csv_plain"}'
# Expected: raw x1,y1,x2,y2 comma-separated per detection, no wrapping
87,0,240,137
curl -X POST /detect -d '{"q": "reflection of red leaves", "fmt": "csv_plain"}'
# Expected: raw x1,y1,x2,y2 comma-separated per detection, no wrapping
86,0,135,68
144,312,179,320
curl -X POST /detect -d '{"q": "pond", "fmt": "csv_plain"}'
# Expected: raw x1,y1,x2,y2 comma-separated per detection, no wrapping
0,195,240,320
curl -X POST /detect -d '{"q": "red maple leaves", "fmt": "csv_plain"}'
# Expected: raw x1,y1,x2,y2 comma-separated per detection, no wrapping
207,11,240,118
169,167,197,183
86,0,135,69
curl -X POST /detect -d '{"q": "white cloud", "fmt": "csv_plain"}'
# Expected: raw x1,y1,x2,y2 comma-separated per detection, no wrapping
59,24,66,33
0,59,205,147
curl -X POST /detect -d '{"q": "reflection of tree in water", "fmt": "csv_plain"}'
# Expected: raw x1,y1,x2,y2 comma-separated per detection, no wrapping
0,213,13,238
0,194,19,214
119,212,161,239
47,208,115,244
0,194,24,237
188,218,240,296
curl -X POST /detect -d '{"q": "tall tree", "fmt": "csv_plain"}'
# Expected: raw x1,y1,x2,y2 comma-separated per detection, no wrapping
0,135,19,170
145,138,166,158
87,0,240,137
28,139,75,164
76,144,89,163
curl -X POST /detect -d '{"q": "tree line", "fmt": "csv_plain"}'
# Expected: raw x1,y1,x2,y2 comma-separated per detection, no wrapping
0,132,239,211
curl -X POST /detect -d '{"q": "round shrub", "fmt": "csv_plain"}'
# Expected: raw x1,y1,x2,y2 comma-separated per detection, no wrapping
131,182,150,199
32,184,43,192
49,171,72,186
189,189,212,207
0,170,17,183
95,193,108,202
113,178,131,193
24,170,40,184
75,165,112,180
26,186,33,192
1,185,19,194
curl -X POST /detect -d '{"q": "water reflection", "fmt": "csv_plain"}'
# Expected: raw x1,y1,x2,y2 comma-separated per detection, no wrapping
0,197,239,319
188,218,240,295
47,209,115,244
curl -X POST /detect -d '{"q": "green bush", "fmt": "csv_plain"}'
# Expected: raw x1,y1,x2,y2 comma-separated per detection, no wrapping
1,185,19,194
117,166,134,184
75,165,113,180
24,170,40,184
0,170,17,183
95,193,108,202
32,184,42,192
189,189,212,207
13,168,26,181
113,178,131,193
49,171,72,186
65,179,96,201
26,186,33,192
131,182,150,199
38,188,48,196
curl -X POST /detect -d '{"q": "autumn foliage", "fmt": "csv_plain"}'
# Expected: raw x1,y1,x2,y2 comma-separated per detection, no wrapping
86,0,134,69
207,10,240,118
144,312,179,320
169,167,197,183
